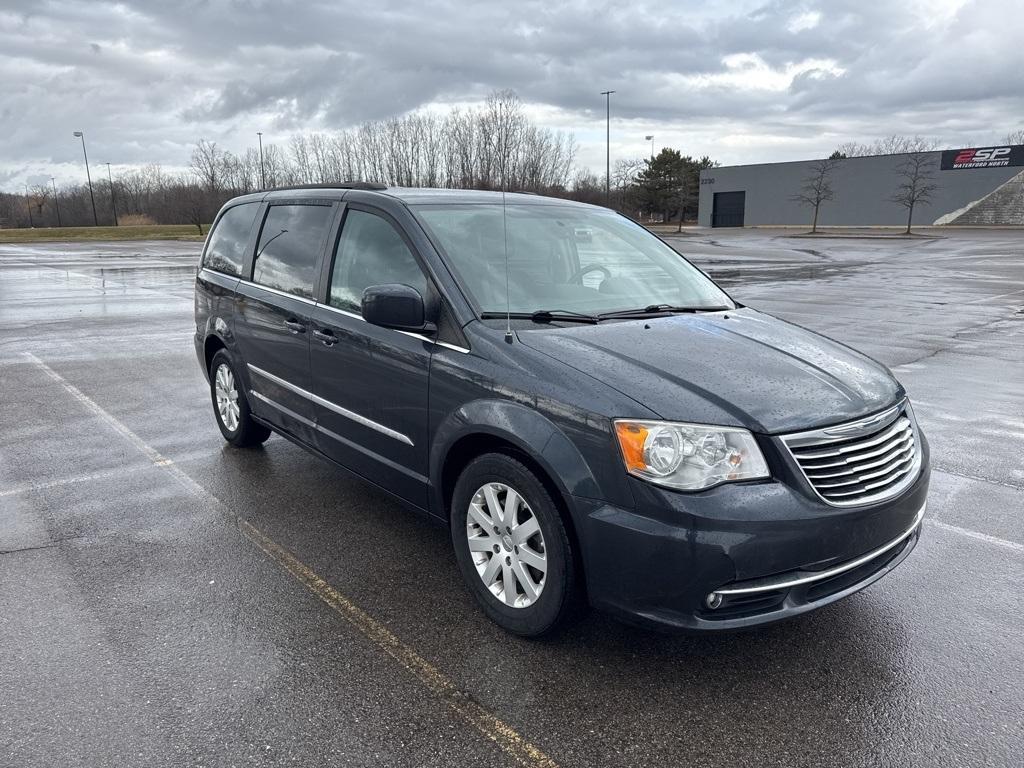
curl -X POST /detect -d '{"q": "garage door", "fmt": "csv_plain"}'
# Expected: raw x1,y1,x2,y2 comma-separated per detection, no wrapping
712,191,745,228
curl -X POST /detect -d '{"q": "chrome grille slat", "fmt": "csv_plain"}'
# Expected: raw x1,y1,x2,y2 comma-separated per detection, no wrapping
782,408,922,507
798,436,913,479
798,431,913,470
813,451,915,488
825,465,915,497
804,441,915,480
792,420,911,460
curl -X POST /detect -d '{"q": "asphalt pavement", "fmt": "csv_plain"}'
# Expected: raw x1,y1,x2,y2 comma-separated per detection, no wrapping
1,229,1021,767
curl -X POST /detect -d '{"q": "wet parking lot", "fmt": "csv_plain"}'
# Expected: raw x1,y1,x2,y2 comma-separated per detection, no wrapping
1,229,1022,767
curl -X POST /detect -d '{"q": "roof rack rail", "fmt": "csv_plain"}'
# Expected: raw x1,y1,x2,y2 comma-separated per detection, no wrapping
266,181,388,192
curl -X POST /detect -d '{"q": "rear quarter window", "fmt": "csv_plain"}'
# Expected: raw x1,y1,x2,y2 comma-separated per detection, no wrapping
202,202,258,277
252,203,335,299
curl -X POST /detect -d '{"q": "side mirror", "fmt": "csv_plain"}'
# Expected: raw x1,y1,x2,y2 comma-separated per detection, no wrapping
361,284,435,333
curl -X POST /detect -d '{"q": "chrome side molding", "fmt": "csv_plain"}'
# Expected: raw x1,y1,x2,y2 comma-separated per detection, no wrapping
247,363,414,446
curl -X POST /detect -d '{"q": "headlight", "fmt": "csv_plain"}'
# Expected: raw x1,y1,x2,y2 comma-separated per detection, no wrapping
614,420,769,490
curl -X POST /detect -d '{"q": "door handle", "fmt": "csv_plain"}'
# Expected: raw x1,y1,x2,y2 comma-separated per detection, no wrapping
284,319,306,334
313,329,337,346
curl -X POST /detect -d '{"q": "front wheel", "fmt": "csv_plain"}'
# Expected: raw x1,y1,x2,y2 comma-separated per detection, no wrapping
209,349,271,448
451,453,578,636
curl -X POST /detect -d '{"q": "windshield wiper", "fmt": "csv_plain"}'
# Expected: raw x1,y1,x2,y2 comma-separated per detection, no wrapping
598,304,732,319
480,310,601,324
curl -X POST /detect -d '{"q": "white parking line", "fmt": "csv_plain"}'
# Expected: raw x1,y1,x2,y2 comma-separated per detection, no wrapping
21,351,560,768
964,286,1024,304
1,467,145,498
927,520,1024,553
0,449,217,498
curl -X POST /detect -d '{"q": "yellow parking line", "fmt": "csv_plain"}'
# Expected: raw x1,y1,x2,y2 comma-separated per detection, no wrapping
239,518,559,768
22,352,559,768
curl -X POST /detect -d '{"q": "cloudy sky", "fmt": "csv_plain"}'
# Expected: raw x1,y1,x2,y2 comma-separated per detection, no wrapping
2,0,1022,191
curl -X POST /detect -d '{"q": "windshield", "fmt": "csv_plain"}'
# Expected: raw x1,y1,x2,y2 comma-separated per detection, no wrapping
413,204,733,315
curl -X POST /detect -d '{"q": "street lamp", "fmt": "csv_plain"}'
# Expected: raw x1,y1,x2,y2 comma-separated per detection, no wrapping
257,132,266,189
105,162,118,226
72,131,99,226
51,177,62,227
645,135,655,160
600,90,615,206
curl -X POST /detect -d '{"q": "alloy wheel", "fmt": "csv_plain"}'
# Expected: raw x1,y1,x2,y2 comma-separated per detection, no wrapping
466,482,547,608
214,363,240,432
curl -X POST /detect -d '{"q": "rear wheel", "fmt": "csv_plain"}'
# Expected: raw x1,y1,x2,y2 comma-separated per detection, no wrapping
209,349,270,448
451,453,577,636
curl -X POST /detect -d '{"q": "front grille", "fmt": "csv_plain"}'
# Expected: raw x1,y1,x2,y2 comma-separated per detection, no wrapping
782,404,921,506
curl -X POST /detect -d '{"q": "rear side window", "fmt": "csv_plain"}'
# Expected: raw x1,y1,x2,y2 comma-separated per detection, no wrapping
253,203,334,299
328,209,428,314
203,203,258,276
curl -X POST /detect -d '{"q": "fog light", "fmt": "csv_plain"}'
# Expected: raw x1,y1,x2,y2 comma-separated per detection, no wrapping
705,592,723,609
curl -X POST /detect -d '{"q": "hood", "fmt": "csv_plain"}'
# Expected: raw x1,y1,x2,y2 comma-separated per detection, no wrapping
516,308,902,434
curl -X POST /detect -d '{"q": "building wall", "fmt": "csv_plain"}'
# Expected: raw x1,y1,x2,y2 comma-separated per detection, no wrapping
697,151,1022,227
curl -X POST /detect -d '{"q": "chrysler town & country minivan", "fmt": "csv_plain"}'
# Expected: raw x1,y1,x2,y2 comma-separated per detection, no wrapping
194,184,929,636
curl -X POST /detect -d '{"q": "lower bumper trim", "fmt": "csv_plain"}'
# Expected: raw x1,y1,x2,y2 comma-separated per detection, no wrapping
710,501,927,599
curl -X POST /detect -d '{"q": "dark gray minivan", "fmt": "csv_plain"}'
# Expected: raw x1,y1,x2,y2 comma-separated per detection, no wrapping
194,184,929,636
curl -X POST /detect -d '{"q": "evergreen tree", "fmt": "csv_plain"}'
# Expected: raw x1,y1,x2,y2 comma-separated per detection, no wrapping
635,150,716,230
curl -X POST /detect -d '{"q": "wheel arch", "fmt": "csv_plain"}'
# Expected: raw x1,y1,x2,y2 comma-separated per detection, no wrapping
432,400,605,594
432,401,601,516
204,333,227,374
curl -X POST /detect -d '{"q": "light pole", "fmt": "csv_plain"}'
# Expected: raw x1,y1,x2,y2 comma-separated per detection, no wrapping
600,90,615,205
72,131,99,226
257,132,266,189
51,177,62,227
25,184,34,228
105,162,118,226
645,135,655,160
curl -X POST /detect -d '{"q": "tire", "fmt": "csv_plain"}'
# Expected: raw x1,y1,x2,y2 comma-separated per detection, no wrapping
451,452,578,637
209,349,271,448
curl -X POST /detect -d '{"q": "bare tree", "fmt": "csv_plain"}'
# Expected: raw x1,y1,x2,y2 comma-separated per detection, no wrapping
570,170,604,206
613,158,643,190
1003,129,1024,145
177,184,209,234
791,157,841,233
834,135,939,158
189,139,225,191
876,135,938,155
8,89,580,230
481,89,525,190
889,153,939,234
28,184,50,219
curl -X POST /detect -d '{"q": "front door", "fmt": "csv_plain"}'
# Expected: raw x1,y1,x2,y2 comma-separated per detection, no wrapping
234,201,335,445
308,205,433,508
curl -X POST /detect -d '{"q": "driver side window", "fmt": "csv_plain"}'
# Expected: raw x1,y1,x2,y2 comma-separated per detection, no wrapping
328,209,429,314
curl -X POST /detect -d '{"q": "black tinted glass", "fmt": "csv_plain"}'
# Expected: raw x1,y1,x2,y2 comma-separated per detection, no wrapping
329,209,427,314
203,202,257,276
253,204,334,298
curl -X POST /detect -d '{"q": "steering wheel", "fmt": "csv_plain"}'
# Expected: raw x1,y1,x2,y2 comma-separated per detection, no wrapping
569,264,612,285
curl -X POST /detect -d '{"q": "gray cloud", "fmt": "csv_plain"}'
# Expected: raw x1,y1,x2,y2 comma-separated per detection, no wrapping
1,0,1022,190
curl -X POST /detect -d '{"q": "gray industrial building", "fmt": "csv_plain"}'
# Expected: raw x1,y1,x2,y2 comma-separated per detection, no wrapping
698,145,1024,227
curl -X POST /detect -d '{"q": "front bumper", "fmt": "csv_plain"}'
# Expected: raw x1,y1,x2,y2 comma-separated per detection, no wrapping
571,433,930,632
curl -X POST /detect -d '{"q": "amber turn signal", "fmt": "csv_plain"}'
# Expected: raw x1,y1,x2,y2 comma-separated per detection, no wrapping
615,421,649,472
